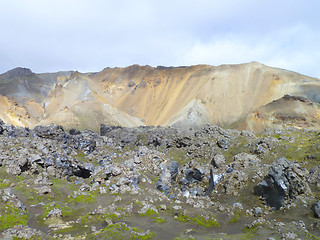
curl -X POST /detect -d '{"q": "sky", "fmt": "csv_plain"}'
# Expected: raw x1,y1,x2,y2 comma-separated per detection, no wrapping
0,0,320,77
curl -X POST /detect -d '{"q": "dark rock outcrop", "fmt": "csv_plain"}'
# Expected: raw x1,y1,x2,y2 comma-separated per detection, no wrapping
69,128,81,135
156,160,179,194
184,168,204,183
217,139,229,149
100,124,122,136
254,157,310,209
0,124,30,138
308,164,320,185
205,169,223,195
33,125,66,141
313,201,320,218
75,138,96,155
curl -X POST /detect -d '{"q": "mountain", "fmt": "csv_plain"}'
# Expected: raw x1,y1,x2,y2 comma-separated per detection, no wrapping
0,62,319,131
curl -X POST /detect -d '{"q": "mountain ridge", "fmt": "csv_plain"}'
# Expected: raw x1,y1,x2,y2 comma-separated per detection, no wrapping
0,62,319,131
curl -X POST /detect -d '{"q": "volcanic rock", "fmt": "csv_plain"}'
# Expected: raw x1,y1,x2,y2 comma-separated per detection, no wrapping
254,157,311,209
313,201,320,218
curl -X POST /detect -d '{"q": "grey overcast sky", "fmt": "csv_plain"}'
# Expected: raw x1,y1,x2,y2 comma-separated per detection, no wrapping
0,0,320,77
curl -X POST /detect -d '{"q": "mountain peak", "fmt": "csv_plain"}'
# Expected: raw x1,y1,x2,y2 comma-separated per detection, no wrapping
2,67,33,80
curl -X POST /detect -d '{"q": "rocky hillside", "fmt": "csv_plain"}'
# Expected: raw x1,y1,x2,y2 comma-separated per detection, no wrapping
0,63,319,131
0,121,320,239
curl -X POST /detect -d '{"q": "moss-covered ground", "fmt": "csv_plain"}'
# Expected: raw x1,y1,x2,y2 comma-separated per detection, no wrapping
1,127,320,239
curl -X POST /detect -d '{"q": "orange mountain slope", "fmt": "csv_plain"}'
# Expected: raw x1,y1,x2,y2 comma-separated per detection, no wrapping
0,62,319,131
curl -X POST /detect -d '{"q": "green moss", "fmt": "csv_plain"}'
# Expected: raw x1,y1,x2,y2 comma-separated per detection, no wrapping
52,212,112,235
73,151,100,166
42,202,72,219
14,175,26,182
75,212,123,228
0,181,10,189
15,183,55,204
134,201,143,208
241,226,258,240
92,221,155,239
136,134,148,145
306,232,320,240
133,232,154,240
73,152,94,163
175,214,219,227
192,216,219,228
115,207,125,212
139,208,157,217
229,212,241,224
123,144,137,152
80,213,101,225
0,203,28,230
223,136,252,164
132,227,155,239
257,130,320,166
104,213,122,222
173,235,196,240
51,178,78,192
153,217,166,224
96,223,131,239
12,237,42,240
175,213,191,223
67,192,96,204
166,148,189,165
105,222,130,231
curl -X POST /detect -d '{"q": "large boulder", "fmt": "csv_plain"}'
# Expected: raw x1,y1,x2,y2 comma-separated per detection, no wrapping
254,137,279,155
73,163,95,178
184,168,204,183
100,124,122,136
33,125,66,141
2,225,42,239
217,138,229,149
232,153,261,169
313,201,320,218
210,154,226,168
75,138,96,155
254,157,310,209
0,121,3,134
224,170,248,195
69,128,81,135
156,160,178,194
308,164,320,186
205,169,223,196
1,124,29,137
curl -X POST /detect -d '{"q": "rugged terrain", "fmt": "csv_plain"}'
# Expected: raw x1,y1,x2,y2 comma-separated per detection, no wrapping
1,63,320,239
0,121,320,239
1,62,320,131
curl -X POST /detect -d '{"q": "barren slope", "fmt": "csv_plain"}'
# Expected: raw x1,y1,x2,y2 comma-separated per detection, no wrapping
0,62,319,131
89,62,319,129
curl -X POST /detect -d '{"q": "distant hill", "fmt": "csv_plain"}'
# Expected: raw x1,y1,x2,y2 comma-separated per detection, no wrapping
0,62,319,131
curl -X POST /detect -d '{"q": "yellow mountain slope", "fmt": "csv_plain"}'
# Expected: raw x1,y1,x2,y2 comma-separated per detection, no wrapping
0,62,319,131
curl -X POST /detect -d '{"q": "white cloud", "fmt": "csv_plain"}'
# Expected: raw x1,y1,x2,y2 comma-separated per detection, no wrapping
0,0,320,77
181,24,320,78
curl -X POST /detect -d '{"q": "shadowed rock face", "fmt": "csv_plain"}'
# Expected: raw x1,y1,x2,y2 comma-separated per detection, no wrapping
254,157,310,210
0,62,319,131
